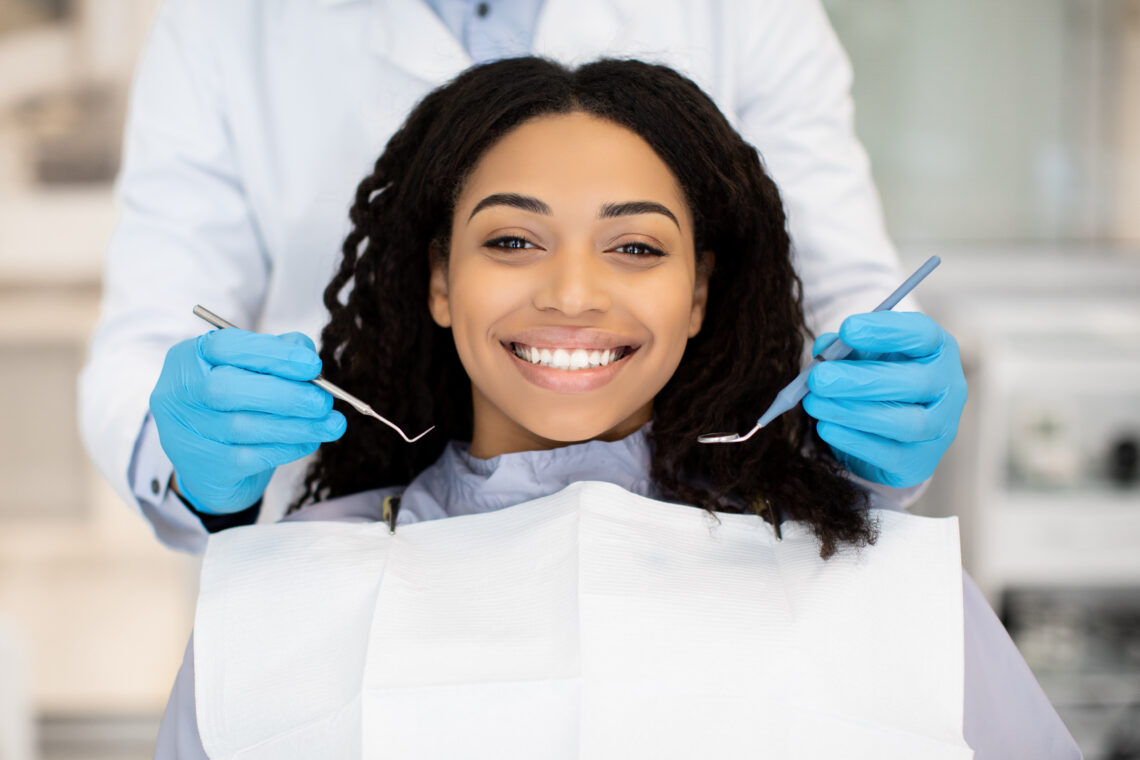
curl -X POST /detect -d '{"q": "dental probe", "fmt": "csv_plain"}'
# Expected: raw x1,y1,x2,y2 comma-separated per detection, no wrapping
697,255,941,444
192,305,434,443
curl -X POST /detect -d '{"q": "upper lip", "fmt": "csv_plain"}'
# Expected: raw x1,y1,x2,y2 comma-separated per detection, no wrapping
501,327,641,351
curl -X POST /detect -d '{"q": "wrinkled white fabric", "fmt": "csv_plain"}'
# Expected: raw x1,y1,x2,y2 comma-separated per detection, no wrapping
193,481,972,759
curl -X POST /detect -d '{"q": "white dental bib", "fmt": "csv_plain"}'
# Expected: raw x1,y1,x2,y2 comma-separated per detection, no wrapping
194,481,973,759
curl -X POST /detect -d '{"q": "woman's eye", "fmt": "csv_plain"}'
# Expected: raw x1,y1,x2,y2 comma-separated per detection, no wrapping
484,235,537,251
613,242,666,257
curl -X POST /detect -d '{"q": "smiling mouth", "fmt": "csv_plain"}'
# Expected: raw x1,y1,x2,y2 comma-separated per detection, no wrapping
507,342,636,371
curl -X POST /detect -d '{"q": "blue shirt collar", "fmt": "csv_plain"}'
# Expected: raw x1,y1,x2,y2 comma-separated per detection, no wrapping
398,422,656,523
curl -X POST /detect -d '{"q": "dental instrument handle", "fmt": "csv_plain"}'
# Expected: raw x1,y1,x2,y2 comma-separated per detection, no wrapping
809,253,941,362
764,255,941,425
192,305,374,416
697,256,940,444
191,305,433,443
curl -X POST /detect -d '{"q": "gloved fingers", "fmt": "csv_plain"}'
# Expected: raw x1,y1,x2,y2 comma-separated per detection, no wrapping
807,315,966,489
803,394,950,443
183,406,347,446
815,421,939,488
173,437,321,514
811,331,904,363
808,358,946,403
233,440,325,474
811,332,842,358
174,464,277,514
196,328,322,381
193,364,334,417
276,331,317,352
181,435,323,480
837,312,945,359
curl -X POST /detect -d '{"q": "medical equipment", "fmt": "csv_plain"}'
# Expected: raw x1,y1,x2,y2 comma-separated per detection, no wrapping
698,255,941,444
193,305,434,443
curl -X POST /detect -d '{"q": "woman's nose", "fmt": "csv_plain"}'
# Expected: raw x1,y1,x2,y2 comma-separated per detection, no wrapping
532,247,612,316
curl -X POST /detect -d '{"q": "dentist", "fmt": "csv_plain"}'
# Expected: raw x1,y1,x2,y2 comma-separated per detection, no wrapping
79,0,966,550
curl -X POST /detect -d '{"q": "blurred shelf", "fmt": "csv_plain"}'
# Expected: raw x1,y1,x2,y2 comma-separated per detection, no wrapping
998,488,1140,509
899,244,1140,299
0,186,115,286
1035,671,1140,710
976,493,1140,591
38,713,160,760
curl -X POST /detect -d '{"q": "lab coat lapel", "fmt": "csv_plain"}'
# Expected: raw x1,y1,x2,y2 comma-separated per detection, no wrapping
368,0,472,85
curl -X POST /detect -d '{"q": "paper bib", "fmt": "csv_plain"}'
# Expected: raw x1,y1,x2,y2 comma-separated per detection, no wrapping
195,481,973,759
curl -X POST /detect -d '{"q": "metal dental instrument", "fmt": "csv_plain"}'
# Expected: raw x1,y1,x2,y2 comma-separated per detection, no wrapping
697,255,942,444
193,305,434,443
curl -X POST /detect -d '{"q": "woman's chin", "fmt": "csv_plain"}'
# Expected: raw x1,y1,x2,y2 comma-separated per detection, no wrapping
516,409,650,447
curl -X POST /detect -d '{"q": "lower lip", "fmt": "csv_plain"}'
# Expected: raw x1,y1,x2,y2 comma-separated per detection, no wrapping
503,343,637,392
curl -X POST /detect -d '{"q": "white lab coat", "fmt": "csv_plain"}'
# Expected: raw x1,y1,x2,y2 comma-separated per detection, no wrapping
79,0,908,550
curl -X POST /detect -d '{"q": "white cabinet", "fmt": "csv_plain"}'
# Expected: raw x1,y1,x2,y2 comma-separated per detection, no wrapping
967,307,1140,598
906,246,1140,759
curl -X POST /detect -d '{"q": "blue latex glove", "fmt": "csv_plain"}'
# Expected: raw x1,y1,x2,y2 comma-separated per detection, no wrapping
149,328,346,514
802,312,967,488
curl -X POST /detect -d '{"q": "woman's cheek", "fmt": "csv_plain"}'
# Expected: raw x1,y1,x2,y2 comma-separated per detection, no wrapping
631,278,696,355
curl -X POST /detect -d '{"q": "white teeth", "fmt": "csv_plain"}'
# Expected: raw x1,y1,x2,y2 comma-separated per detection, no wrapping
512,343,627,370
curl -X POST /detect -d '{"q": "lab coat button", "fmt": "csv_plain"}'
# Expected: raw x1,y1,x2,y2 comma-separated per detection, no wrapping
151,478,161,495
476,2,489,18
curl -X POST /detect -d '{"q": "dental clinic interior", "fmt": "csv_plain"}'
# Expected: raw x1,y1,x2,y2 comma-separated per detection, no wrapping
0,1,1138,758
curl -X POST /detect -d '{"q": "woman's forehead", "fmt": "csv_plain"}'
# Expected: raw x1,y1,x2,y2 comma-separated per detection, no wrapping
456,112,690,227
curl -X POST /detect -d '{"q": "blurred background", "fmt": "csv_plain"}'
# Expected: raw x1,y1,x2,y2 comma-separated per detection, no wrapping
0,0,1137,757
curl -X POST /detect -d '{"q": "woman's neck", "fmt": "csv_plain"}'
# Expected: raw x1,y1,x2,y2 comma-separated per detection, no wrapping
467,405,653,459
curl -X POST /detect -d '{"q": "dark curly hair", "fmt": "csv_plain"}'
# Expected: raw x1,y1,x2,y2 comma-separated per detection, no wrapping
290,57,876,559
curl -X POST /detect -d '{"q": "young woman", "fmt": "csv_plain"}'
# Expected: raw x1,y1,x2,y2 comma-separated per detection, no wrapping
156,58,1079,759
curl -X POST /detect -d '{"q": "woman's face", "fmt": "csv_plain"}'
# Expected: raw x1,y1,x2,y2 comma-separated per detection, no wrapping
429,112,710,458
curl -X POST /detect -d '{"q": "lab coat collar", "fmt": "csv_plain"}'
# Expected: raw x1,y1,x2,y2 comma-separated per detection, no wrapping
369,0,472,85
365,0,635,86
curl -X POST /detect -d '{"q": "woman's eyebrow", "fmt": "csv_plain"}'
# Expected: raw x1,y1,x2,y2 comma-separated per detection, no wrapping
599,201,679,230
468,194,680,230
468,193,551,220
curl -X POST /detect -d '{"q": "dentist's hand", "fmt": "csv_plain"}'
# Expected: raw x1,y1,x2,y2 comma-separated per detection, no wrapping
802,312,967,488
149,329,346,514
